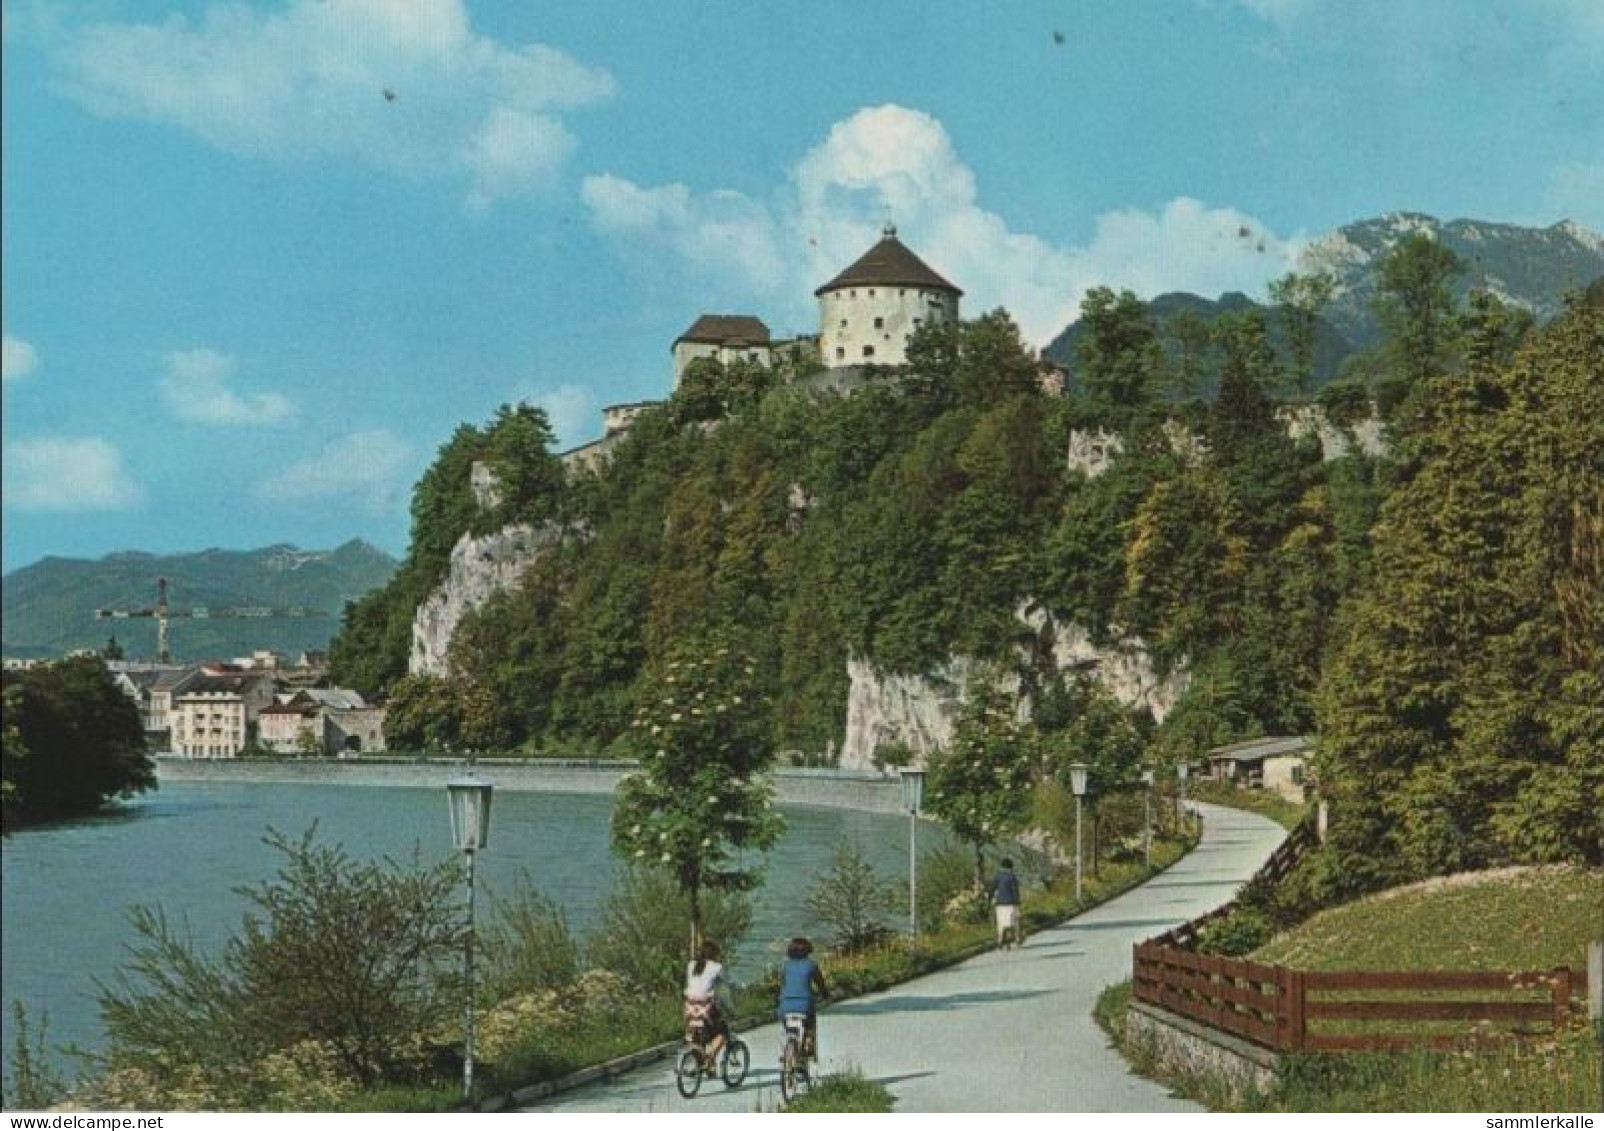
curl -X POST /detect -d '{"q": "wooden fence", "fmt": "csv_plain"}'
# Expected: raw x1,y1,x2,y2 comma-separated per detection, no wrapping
1132,944,1589,1052
1132,812,1590,1052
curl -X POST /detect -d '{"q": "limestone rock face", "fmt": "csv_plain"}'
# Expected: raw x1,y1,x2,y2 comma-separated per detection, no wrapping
409,523,562,677
837,606,1189,773
839,655,977,773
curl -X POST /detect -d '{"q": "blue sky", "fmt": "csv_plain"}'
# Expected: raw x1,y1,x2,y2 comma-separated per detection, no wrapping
3,0,1600,573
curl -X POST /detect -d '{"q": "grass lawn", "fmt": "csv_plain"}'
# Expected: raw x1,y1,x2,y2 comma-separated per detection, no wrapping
782,1070,895,1112
1101,863,1604,1113
1252,865,1603,972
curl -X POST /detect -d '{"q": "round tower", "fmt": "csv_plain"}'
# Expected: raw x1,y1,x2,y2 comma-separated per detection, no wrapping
815,223,961,368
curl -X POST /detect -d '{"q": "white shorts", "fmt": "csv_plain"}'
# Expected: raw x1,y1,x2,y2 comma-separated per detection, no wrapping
995,904,1019,931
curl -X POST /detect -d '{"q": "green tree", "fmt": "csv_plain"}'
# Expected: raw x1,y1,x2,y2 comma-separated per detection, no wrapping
1371,233,1465,416
2,657,153,829
1268,270,1336,396
926,680,1034,884
1074,287,1162,428
611,641,783,952
1313,300,1604,896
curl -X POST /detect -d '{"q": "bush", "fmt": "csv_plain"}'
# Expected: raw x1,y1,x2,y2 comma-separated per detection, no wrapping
1197,907,1275,956
804,841,900,954
482,881,581,1002
915,840,985,931
95,828,465,1105
4,1002,67,1110
584,867,751,994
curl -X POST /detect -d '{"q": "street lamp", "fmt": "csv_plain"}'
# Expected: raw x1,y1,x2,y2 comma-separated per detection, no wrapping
899,767,926,937
446,773,493,1103
1141,769,1155,868
1069,763,1089,904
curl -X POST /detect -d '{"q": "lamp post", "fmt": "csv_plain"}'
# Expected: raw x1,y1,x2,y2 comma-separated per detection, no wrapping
1141,769,1155,868
1069,763,1089,904
446,772,493,1104
899,767,926,937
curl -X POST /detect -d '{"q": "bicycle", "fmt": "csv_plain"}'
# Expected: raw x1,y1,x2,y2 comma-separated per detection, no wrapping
674,1009,750,1098
778,1011,813,1104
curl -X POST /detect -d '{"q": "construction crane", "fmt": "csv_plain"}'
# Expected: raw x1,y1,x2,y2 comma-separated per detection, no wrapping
94,577,327,663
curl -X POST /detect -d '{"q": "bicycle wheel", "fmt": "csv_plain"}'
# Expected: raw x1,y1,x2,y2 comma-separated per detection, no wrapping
721,1038,749,1088
779,1037,801,1103
675,1047,704,1099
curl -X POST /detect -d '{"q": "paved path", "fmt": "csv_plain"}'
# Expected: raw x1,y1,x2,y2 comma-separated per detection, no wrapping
523,803,1285,1113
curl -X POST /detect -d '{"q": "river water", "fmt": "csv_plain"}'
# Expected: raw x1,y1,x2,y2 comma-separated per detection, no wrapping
0,780,932,1062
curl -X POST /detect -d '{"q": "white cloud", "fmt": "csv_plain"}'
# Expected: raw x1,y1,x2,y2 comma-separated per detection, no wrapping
256,428,412,514
160,348,297,425
2,334,39,382
583,103,1301,345
54,0,614,207
526,384,598,449
582,176,789,300
2,435,144,512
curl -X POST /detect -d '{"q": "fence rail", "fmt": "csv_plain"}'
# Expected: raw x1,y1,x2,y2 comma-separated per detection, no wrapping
1134,939,1589,1053
1131,810,1590,1053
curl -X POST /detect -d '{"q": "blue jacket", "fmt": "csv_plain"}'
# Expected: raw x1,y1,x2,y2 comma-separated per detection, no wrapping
779,957,824,1013
992,868,1021,906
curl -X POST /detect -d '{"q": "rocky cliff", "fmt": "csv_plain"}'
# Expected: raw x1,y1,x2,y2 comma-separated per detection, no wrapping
409,523,563,677
838,605,1188,772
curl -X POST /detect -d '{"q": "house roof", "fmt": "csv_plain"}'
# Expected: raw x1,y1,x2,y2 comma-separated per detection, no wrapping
178,672,267,698
814,225,962,297
1207,735,1314,763
674,314,772,349
261,701,317,716
302,688,366,710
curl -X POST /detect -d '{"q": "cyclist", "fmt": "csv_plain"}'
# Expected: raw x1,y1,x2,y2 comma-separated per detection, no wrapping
777,936,828,1062
684,940,735,1071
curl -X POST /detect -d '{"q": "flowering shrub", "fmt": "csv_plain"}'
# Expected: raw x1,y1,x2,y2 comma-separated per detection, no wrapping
611,643,783,948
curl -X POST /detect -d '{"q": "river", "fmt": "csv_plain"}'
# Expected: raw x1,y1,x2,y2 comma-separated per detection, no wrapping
0,779,935,1064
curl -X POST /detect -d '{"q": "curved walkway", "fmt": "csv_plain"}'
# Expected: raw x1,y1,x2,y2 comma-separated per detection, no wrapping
522,802,1286,1113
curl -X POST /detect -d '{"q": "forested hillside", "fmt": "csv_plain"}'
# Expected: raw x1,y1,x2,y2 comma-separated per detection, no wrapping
333,236,1603,897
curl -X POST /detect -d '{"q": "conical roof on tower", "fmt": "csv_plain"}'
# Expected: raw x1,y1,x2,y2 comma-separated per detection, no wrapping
814,224,962,297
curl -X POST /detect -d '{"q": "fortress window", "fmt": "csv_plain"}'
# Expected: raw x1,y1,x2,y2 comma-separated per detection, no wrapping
873,316,884,329
835,346,845,360
862,345,875,358
840,318,848,328
869,289,876,296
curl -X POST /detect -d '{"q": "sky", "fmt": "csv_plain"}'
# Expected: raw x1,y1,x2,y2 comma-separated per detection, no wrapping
2,0,1600,573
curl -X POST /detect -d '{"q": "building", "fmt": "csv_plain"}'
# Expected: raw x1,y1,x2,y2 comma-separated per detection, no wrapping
558,225,962,469
170,670,277,758
259,688,387,756
672,314,774,388
814,223,961,368
1206,735,1314,802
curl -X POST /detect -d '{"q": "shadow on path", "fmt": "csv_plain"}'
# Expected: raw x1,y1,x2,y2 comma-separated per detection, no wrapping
830,988,1051,1016
1059,917,1181,933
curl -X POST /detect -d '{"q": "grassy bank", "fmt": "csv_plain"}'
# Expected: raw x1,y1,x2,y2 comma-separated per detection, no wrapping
1099,864,1604,1112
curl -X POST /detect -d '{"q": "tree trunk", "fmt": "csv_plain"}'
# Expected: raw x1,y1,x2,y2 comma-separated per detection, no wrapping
689,882,703,960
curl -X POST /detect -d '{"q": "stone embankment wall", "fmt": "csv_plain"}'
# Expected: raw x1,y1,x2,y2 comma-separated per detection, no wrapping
155,757,904,814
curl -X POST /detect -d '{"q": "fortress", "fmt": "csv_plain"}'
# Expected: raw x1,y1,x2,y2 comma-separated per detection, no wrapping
564,224,962,468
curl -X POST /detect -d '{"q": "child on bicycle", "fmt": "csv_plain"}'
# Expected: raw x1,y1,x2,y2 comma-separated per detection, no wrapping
777,936,828,1061
684,940,735,1070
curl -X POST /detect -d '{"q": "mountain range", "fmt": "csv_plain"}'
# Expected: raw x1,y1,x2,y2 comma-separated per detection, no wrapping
1044,213,1604,390
1,540,397,663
